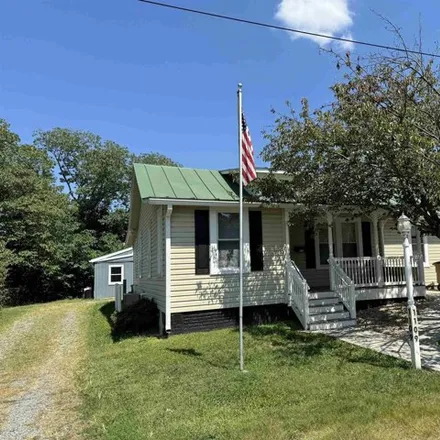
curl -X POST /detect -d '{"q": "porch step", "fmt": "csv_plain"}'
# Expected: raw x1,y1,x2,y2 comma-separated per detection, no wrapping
308,311,350,323
309,318,356,332
308,304,344,315
308,291,339,300
308,297,341,308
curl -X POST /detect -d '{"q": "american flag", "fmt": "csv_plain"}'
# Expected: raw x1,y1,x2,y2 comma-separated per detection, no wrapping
241,112,256,186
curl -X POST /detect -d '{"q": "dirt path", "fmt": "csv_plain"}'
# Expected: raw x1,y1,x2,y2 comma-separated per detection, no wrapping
0,302,90,440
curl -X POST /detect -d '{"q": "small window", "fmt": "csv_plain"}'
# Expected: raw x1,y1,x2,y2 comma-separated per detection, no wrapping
218,213,240,269
109,265,124,285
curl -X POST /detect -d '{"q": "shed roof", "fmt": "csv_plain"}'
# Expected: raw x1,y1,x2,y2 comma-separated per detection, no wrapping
133,163,241,202
89,247,133,264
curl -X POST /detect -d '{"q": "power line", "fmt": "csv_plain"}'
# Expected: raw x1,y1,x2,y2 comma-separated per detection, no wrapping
138,0,440,59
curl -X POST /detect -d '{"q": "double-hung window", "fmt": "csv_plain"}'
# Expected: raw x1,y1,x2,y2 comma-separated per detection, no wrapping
217,213,240,270
109,265,124,285
209,209,250,275
341,222,358,257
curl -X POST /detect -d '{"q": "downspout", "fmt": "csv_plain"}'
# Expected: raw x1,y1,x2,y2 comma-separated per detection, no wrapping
165,204,173,335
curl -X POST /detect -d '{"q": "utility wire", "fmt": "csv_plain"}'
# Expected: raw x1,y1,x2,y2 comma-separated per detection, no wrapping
138,0,440,59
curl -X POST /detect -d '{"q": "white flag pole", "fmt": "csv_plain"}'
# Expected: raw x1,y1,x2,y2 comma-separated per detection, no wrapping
237,82,244,371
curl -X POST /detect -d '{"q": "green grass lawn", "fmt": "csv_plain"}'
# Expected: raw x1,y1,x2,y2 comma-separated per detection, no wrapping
0,302,38,332
81,302,440,440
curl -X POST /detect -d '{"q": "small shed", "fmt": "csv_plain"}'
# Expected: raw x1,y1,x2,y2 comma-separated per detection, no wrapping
89,247,133,299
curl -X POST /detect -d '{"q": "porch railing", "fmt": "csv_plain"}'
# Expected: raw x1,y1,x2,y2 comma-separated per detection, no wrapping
333,255,424,288
286,259,309,329
329,257,356,319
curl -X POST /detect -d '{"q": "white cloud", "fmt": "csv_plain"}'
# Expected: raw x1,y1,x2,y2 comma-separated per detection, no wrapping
275,0,354,50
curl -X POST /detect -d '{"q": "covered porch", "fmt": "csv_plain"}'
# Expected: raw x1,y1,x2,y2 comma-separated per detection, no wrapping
285,210,427,330
288,211,426,291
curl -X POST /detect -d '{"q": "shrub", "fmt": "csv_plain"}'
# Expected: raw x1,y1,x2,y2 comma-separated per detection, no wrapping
112,297,159,338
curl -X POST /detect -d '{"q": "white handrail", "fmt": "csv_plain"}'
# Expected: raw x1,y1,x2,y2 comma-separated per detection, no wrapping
286,260,309,329
329,257,356,319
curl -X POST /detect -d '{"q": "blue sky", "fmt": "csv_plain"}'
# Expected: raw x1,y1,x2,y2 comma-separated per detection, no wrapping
1,0,439,169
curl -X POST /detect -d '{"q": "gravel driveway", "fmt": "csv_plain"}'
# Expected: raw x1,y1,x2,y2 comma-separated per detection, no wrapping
0,303,87,439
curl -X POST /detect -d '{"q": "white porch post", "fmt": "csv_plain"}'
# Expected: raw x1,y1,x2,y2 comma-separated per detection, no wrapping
371,212,383,287
416,230,425,286
327,212,334,289
327,212,334,258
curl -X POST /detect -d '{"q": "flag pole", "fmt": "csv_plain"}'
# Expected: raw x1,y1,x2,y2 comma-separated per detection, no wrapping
237,82,244,371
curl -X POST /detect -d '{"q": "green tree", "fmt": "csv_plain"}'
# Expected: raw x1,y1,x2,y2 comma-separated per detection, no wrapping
0,120,89,304
261,39,440,236
34,128,181,245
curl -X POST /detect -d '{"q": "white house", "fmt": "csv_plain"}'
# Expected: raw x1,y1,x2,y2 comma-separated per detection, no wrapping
126,164,439,334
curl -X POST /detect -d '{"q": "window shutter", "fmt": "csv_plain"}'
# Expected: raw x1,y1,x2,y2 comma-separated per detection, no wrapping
305,226,316,269
249,211,264,271
195,210,210,274
362,222,372,257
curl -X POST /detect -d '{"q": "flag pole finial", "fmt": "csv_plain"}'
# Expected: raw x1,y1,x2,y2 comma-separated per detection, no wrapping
238,82,242,90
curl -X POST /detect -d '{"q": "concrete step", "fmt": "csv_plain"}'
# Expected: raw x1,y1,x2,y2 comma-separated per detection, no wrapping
308,297,341,307
308,291,339,300
308,304,344,315
309,311,350,323
309,319,357,332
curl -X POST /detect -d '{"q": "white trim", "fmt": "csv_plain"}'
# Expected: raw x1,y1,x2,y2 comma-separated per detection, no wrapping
148,198,260,207
165,205,172,333
284,209,291,302
156,208,163,276
108,264,124,285
209,207,250,275
90,247,133,263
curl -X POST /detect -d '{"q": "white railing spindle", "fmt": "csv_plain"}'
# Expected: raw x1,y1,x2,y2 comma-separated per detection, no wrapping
334,255,423,287
286,260,309,329
329,257,356,319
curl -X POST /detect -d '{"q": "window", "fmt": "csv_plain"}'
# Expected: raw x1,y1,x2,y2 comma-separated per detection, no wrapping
109,265,124,285
209,209,250,275
341,222,358,257
218,213,240,269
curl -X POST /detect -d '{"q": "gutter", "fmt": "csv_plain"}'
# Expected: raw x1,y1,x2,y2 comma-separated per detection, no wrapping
165,204,173,335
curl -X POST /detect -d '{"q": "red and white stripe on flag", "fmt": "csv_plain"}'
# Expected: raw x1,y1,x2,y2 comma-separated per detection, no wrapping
241,112,256,186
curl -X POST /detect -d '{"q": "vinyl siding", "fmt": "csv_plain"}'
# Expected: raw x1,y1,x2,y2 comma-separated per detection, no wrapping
170,206,286,313
133,203,166,311
381,219,440,285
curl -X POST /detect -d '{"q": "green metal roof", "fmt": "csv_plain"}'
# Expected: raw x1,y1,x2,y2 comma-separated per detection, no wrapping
133,163,240,201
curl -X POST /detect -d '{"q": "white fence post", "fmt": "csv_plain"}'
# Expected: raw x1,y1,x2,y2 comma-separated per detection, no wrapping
115,283,122,313
376,256,384,287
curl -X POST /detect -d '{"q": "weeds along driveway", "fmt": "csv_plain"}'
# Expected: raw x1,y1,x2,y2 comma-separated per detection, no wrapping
0,300,93,440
